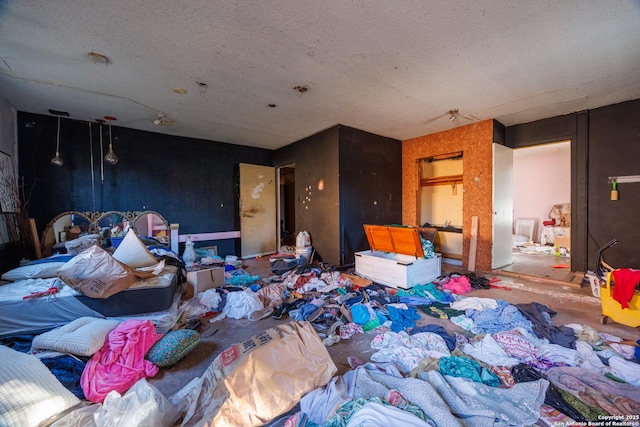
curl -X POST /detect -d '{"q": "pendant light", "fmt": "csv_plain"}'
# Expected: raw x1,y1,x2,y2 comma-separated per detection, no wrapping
50,116,64,166
104,122,118,165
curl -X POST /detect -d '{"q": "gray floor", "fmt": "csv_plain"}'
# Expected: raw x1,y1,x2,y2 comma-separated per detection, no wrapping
147,257,638,423
497,248,577,283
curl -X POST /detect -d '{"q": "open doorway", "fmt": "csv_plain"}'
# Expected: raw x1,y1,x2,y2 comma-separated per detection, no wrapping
277,165,296,248
498,141,574,282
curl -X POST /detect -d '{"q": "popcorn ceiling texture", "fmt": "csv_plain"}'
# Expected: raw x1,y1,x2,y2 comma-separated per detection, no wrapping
402,120,495,271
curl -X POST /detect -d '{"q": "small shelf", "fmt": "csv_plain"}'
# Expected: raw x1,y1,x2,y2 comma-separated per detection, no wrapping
420,174,463,187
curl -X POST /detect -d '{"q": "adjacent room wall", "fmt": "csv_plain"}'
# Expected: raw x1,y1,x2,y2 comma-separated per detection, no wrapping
513,141,571,242
403,120,495,271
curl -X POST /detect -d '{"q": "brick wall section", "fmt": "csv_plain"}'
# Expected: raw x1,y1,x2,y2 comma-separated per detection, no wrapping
402,120,495,271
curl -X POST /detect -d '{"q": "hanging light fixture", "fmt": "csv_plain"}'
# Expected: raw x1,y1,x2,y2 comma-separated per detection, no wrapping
104,121,118,165
50,116,64,166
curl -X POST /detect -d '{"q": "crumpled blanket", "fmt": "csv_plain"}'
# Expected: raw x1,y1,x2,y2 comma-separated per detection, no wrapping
546,366,640,416
81,319,161,403
466,300,534,335
439,355,500,387
370,331,450,373
515,302,576,348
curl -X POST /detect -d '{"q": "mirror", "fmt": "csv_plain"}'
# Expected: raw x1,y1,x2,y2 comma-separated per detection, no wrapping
41,211,95,257
133,210,170,244
40,210,171,256
97,210,134,238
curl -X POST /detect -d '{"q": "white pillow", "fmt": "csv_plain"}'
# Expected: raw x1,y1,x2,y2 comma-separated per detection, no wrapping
32,317,121,356
0,345,80,427
1,262,67,281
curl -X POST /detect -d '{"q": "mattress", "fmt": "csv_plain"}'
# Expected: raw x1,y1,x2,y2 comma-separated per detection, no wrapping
0,265,180,338
73,265,179,316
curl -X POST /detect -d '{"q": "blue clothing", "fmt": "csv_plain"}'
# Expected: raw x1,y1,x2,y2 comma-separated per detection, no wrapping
387,305,420,332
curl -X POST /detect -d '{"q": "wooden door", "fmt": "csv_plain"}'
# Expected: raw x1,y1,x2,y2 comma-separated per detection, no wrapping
239,163,277,258
492,143,514,269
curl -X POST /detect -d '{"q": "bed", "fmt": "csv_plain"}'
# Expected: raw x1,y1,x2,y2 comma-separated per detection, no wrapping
0,210,183,337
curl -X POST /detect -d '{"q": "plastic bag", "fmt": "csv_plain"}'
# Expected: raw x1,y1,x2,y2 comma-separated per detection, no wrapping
212,289,263,321
198,289,222,310
95,379,181,427
50,379,180,427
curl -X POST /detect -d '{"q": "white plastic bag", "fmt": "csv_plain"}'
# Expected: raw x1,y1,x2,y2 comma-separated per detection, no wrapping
94,379,181,427
199,288,222,310
49,379,180,427
213,289,263,321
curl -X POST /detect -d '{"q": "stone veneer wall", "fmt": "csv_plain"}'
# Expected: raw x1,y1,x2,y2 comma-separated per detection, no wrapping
402,120,495,271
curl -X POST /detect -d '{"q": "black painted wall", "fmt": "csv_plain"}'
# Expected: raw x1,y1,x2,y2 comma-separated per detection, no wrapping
17,112,272,256
274,126,341,264
506,99,640,272
587,101,640,269
274,125,402,266
339,126,402,265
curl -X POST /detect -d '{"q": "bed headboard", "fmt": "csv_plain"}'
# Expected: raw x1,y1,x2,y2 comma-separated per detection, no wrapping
40,210,171,257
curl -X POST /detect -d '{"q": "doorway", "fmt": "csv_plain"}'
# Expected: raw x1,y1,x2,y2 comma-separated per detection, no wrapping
277,165,296,248
497,141,574,282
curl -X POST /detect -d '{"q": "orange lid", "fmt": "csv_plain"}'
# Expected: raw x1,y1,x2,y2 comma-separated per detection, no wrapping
363,225,424,258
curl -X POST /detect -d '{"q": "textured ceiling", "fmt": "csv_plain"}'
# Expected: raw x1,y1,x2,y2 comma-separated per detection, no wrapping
1,1,639,149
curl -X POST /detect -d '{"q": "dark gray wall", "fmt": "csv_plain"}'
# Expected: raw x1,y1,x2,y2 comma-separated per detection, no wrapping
506,99,640,271
17,112,272,257
339,126,402,265
274,125,402,266
587,101,640,269
274,127,341,264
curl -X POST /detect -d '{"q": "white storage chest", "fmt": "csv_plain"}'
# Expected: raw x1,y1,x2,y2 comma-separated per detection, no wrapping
355,225,442,289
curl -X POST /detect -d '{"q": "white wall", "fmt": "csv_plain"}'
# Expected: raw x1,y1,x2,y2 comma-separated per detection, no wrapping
513,141,570,242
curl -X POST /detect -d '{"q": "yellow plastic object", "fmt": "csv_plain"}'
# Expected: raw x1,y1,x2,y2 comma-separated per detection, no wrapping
600,272,640,327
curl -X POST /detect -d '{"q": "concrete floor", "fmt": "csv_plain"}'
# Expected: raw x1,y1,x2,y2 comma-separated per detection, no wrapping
147,258,639,422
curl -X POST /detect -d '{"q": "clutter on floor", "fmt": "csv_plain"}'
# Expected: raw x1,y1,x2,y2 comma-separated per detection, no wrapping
1,229,639,426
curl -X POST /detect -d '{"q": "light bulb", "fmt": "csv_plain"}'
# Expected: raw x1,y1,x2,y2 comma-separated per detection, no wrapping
52,116,63,166
51,152,64,166
104,145,118,165
104,124,118,165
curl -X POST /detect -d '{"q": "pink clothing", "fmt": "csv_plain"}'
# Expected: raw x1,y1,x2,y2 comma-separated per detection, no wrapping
442,276,472,294
81,319,161,402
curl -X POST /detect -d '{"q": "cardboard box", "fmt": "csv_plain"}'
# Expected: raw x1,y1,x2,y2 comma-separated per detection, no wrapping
185,267,225,299
554,235,571,249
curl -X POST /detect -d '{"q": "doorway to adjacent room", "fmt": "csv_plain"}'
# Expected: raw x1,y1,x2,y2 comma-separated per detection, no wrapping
498,140,574,283
277,165,296,248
